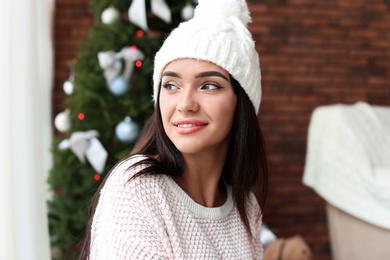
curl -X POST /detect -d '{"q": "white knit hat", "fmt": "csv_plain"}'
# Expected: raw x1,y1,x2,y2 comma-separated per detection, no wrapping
153,0,262,114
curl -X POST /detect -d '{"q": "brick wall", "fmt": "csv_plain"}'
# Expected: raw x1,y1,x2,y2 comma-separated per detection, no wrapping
249,1,390,259
53,1,390,259
53,0,93,118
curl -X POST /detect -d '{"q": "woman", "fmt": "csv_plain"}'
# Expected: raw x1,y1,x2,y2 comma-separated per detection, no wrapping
80,0,267,259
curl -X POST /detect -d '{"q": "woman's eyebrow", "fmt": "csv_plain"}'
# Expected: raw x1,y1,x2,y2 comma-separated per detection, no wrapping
195,71,229,81
162,70,229,82
162,71,182,78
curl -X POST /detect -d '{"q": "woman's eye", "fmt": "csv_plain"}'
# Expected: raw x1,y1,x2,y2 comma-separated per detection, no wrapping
162,82,178,90
201,83,222,90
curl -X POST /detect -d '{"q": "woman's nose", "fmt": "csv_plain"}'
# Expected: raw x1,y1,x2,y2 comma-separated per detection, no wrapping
176,88,199,112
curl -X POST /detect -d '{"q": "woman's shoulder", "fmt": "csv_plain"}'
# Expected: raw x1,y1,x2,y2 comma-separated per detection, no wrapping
93,155,172,225
90,155,171,258
118,153,149,169
108,154,154,180
100,154,165,199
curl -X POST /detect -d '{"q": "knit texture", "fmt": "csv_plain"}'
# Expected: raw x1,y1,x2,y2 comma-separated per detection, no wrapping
303,102,390,229
90,155,263,259
153,0,261,114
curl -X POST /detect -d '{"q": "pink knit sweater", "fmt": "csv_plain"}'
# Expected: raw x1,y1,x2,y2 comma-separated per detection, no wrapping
90,156,263,259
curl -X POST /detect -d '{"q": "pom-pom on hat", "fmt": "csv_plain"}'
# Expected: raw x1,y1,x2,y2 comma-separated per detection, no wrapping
153,0,262,114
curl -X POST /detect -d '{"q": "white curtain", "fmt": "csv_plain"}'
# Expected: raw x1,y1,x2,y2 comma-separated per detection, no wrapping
0,0,54,259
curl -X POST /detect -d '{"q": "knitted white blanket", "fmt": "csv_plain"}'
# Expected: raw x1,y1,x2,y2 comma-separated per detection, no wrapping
303,102,390,229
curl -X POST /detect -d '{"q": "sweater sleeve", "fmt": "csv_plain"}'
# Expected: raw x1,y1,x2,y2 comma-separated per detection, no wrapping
89,156,169,260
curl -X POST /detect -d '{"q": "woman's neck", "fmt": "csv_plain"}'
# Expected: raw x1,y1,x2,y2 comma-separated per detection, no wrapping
174,152,228,208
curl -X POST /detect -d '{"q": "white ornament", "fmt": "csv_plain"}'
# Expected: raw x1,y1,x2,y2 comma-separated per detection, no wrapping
115,117,139,143
109,76,129,96
54,110,71,133
58,130,108,173
181,3,194,21
97,47,145,86
101,6,120,24
128,0,172,30
63,80,74,95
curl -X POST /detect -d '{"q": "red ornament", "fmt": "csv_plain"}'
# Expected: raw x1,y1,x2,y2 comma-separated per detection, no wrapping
94,174,101,181
131,45,137,50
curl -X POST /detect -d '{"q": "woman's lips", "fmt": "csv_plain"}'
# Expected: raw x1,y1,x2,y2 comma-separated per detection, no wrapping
173,119,207,134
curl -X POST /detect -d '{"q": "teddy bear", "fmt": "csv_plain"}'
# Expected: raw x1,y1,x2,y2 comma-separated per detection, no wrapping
263,235,312,260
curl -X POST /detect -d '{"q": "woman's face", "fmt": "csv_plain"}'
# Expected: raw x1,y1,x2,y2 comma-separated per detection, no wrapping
159,59,237,157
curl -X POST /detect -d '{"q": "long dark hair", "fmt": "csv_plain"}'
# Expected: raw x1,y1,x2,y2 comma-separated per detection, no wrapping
79,77,268,259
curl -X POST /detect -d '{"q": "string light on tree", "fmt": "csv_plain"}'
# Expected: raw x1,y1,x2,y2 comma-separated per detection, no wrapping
115,117,139,143
94,174,101,181
135,60,143,68
78,113,85,120
136,30,144,37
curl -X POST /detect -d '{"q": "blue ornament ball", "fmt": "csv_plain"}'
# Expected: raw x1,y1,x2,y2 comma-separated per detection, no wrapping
115,117,139,143
109,76,129,96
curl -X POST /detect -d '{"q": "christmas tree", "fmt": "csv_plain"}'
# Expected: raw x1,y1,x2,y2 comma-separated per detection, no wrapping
48,0,196,258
